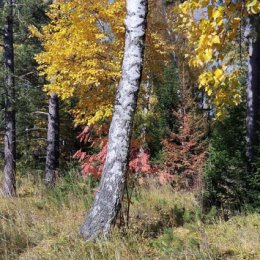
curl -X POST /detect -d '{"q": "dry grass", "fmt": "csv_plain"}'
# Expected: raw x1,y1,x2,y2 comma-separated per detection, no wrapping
0,171,259,260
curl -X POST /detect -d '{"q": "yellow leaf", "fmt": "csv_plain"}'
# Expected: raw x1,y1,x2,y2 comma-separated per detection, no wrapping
212,35,220,44
212,9,222,19
203,49,213,62
247,0,257,8
214,68,224,81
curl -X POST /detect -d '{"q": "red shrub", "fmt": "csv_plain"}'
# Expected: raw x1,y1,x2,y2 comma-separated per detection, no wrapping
73,125,153,179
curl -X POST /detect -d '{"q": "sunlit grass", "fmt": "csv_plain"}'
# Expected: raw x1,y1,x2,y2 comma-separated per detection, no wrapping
0,169,259,260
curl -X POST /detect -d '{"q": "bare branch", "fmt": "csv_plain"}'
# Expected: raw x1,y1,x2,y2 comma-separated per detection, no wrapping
32,111,48,116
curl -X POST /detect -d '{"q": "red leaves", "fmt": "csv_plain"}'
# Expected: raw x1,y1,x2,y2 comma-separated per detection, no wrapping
159,103,208,190
77,126,91,143
73,144,107,179
157,171,176,185
129,150,152,174
82,164,100,179
74,124,153,179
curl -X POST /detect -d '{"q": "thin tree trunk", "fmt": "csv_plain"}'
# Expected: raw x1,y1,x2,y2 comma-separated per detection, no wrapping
143,77,152,114
44,0,59,188
246,14,260,164
140,76,151,154
80,0,148,240
2,0,16,197
45,93,59,186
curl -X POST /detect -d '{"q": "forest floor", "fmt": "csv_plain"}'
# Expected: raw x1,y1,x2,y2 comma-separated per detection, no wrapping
0,167,260,260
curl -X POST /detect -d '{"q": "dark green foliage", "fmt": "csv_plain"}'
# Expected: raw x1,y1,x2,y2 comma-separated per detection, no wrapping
14,1,49,161
132,64,179,157
154,64,179,132
1,1,76,168
244,152,260,211
133,110,166,156
203,104,247,214
0,1,50,163
203,102,260,214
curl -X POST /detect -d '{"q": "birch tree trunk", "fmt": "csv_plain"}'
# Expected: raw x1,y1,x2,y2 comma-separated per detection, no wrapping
2,0,16,197
80,0,148,240
45,93,59,186
246,14,260,164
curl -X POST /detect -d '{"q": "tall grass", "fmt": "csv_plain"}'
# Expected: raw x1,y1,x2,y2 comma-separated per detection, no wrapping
0,169,259,260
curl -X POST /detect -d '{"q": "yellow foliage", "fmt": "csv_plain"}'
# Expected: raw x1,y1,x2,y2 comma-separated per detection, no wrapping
172,0,259,119
32,0,168,126
31,0,125,126
247,0,260,14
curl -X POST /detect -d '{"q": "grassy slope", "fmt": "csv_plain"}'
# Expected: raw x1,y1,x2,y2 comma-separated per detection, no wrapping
0,170,259,260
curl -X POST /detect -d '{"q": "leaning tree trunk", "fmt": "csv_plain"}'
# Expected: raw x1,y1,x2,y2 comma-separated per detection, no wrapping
2,0,16,197
45,93,59,186
80,0,148,240
246,14,260,164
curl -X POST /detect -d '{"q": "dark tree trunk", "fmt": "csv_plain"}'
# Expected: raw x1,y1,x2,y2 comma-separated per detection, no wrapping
45,93,59,186
246,14,260,164
2,0,16,197
80,0,148,240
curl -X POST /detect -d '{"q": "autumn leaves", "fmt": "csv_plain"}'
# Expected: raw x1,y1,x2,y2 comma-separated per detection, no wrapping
174,0,260,118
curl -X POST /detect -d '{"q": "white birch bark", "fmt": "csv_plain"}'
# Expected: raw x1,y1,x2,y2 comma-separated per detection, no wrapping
80,0,148,240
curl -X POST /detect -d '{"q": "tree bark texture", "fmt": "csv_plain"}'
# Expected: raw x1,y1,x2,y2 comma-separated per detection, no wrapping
2,0,16,197
246,14,260,163
45,93,59,186
80,0,148,240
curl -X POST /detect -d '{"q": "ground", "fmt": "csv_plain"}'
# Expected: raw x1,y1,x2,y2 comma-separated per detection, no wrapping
0,167,260,260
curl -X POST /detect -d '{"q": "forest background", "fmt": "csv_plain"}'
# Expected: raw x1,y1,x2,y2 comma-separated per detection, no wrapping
0,0,260,259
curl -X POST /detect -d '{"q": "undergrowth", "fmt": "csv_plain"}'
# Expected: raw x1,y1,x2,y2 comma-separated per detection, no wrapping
0,168,259,260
